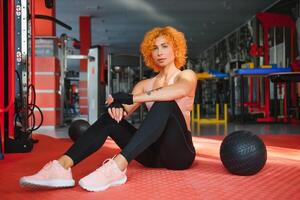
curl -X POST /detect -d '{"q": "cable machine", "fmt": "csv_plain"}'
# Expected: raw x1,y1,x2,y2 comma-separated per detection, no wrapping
0,0,34,156
0,0,72,159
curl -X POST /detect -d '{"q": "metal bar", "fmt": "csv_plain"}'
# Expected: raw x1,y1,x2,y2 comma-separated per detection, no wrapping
107,53,112,95
216,103,219,120
197,104,200,122
274,82,278,121
8,0,16,140
224,103,228,123
3,0,17,149
240,76,245,122
59,34,67,125
0,0,4,159
30,0,35,86
274,27,276,64
21,0,29,131
67,55,93,60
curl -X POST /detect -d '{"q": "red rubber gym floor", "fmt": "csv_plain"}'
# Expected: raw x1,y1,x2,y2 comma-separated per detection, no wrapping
0,134,299,200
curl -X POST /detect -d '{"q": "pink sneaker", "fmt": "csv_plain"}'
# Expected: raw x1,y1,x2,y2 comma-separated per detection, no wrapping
79,158,127,192
19,160,75,188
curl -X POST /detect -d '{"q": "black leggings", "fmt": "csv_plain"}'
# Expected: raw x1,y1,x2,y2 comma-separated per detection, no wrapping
65,101,196,170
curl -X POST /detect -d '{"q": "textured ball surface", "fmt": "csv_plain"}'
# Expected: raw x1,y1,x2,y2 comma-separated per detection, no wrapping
220,130,267,176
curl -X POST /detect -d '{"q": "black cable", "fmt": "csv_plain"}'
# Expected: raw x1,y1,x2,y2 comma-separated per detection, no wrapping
15,70,22,97
29,14,72,30
14,71,44,138
27,84,43,132
14,70,23,128
27,103,43,132
14,70,25,135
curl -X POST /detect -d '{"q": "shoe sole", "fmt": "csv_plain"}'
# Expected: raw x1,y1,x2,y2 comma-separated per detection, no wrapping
20,178,75,188
79,176,127,192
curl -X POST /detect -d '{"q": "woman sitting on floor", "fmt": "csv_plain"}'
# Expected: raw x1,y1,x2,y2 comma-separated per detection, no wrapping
20,26,197,192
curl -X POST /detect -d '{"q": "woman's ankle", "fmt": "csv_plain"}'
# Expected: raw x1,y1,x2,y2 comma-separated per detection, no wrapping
58,155,74,170
113,154,128,171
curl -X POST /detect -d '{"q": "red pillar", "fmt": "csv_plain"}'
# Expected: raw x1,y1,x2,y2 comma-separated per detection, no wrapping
100,46,106,83
79,16,91,115
263,26,269,65
263,26,271,121
0,0,4,145
8,0,15,138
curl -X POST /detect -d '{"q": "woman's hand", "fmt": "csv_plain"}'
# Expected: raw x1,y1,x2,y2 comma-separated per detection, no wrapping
105,92,132,122
106,101,127,123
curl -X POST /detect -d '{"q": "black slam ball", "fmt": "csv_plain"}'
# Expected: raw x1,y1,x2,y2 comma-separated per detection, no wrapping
68,119,90,142
220,130,267,176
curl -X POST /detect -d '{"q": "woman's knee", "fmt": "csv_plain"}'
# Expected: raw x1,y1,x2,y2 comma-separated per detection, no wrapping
96,112,118,125
161,152,195,170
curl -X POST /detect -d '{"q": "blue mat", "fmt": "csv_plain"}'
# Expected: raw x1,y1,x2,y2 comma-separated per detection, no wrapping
234,67,292,75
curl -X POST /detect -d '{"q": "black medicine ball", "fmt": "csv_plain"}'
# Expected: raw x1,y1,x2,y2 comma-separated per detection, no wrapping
68,119,90,142
220,130,267,176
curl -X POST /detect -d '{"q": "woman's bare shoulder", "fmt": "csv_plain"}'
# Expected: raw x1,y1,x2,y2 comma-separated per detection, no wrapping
180,69,196,76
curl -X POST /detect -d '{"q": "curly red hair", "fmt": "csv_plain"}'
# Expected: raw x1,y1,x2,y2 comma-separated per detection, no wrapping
140,26,187,72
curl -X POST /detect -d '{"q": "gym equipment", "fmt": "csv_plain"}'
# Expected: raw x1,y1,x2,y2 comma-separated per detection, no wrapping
61,40,107,124
108,54,144,123
1,0,34,155
268,72,300,123
68,119,90,142
233,67,292,122
87,46,106,124
220,130,267,176
256,12,296,66
254,12,296,123
0,0,73,157
193,70,229,125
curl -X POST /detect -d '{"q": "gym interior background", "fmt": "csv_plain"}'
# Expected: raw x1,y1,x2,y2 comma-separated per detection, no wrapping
0,0,300,199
